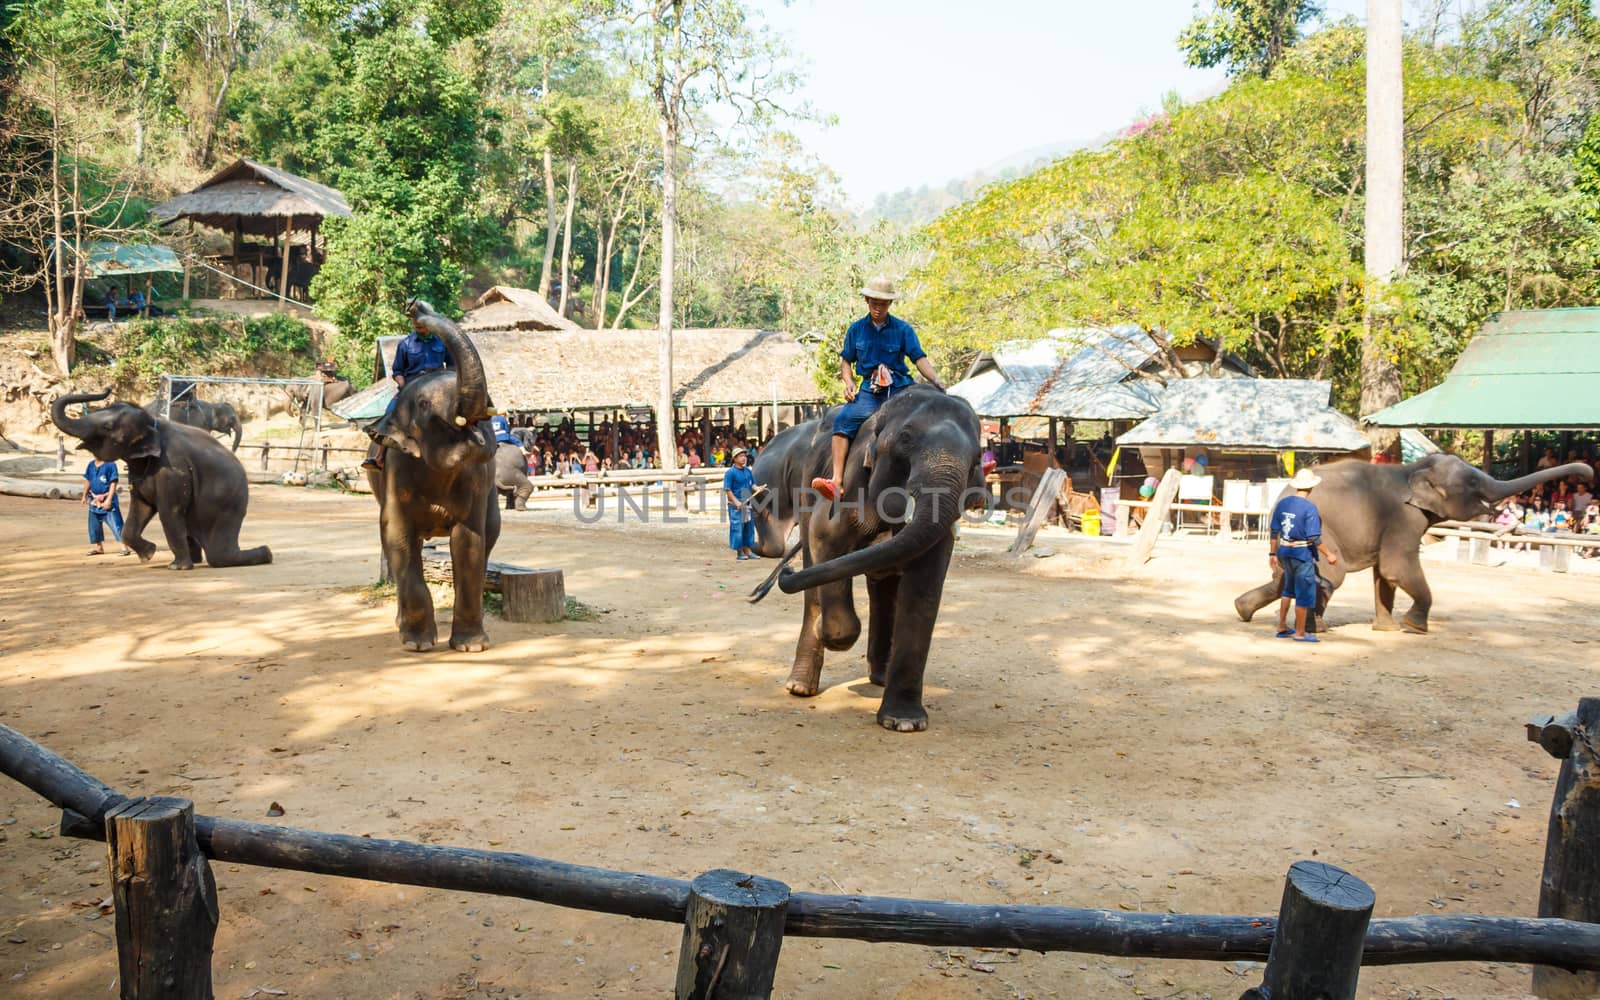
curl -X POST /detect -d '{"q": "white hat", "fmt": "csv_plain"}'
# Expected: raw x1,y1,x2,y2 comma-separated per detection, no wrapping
859,275,900,301
1290,468,1322,490
731,447,748,460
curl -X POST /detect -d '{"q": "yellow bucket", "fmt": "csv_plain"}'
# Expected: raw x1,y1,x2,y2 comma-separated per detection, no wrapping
1081,510,1101,536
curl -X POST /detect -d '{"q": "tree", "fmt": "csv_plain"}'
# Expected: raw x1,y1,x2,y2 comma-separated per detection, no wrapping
1178,0,1322,79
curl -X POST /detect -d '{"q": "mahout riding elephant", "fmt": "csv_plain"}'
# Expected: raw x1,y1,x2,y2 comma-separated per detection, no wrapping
365,300,500,652
55,390,271,569
145,398,243,452
1234,454,1593,633
495,443,534,510
287,376,353,415
749,385,983,732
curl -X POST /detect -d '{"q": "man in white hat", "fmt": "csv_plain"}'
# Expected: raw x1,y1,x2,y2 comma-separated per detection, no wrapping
723,446,758,559
1269,467,1338,642
810,276,946,501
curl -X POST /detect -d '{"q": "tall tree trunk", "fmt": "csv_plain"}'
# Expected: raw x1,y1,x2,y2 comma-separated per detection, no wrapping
1361,0,1403,457
195,62,233,167
537,67,557,300
656,113,678,470
48,108,75,375
557,162,577,318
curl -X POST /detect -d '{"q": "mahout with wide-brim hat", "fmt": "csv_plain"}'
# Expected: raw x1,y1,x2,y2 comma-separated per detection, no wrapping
859,275,899,301
1290,468,1322,490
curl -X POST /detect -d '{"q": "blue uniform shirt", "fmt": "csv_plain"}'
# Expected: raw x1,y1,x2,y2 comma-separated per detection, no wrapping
84,460,119,508
839,314,926,390
491,415,517,445
723,465,756,508
391,332,452,379
1269,494,1322,561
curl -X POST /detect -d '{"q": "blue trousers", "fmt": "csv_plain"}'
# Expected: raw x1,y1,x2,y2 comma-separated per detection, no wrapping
88,504,124,544
831,384,899,438
728,509,754,551
1279,556,1317,608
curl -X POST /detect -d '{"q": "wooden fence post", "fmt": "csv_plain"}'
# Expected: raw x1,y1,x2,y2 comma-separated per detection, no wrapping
500,568,565,623
1240,861,1373,1000
674,869,789,1000
104,797,218,999
1531,696,1600,999
260,442,270,472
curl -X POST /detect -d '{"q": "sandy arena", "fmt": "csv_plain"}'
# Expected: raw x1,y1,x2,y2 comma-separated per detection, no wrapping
1,482,1595,999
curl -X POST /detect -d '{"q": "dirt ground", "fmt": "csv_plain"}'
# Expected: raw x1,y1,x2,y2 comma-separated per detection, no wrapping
0,477,1595,1000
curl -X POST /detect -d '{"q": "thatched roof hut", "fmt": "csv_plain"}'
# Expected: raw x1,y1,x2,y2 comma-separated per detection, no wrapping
461,285,580,332
150,158,350,235
332,328,823,421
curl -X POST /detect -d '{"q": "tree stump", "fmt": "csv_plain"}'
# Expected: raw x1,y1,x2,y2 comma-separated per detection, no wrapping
501,568,565,623
1533,696,1600,998
675,869,790,1000
1241,860,1374,1000
104,796,218,999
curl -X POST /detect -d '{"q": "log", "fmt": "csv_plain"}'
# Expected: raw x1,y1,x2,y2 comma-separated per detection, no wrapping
0,475,73,500
1533,696,1600,998
1126,468,1182,569
1241,861,1373,1000
675,869,789,1000
1008,467,1066,556
501,568,565,623
105,797,217,999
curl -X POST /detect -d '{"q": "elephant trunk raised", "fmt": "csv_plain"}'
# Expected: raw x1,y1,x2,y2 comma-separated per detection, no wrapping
1482,462,1594,504
51,389,111,442
777,461,967,594
407,300,490,425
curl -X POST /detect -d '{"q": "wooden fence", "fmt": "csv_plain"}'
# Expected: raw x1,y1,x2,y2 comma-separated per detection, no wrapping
3,701,1597,1000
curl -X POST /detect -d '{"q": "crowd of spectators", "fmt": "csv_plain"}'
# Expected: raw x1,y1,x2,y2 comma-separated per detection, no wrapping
1493,447,1600,556
506,414,762,477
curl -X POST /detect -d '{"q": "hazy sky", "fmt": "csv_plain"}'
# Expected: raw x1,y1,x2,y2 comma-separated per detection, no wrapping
765,0,1369,207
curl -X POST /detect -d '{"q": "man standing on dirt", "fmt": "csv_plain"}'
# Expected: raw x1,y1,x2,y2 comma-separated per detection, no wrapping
1269,468,1338,643
810,276,945,502
361,304,455,472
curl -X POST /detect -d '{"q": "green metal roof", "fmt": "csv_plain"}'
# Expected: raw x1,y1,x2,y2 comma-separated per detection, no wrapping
1366,308,1600,429
64,241,184,278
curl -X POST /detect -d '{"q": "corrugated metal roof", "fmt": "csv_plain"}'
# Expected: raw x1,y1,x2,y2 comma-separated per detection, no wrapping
1366,308,1600,429
1117,379,1370,452
948,326,1171,419
70,242,183,278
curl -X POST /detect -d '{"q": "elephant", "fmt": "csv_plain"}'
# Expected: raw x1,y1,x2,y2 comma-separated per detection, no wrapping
748,385,984,733
1234,454,1594,633
146,398,243,452
287,376,354,416
54,390,272,569
495,443,534,510
365,299,500,652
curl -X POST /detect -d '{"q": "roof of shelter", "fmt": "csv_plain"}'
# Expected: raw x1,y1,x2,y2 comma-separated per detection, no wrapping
949,326,1247,420
331,328,822,421
1116,379,1370,453
460,286,580,332
1365,308,1600,429
72,242,184,278
149,158,351,236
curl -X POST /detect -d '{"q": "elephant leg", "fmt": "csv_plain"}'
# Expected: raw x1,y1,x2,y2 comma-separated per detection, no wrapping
187,534,204,564
817,579,860,651
1371,573,1400,631
1392,557,1433,634
123,493,159,562
785,585,826,697
865,574,900,686
156,493,196,571
200,504,272,567
446,520,491,652
515,483,532,511
502,489,515,511
1234,571,1281,622
877,533,955,733
382,514,435,651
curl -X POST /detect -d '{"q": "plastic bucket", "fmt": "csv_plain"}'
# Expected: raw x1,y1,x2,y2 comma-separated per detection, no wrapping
1081,510,1101,536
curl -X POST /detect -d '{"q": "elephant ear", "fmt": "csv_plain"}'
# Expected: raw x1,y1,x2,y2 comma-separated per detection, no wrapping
125,411,162,460
1404,466,1450,518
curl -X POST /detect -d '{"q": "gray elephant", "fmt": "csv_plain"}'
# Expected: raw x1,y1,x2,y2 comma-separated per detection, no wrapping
365,300,499,652
495,443,534,510
288,376,353,415
749,386,984,732
1235,454,1593,633
55,390,271,569
146,398,243,452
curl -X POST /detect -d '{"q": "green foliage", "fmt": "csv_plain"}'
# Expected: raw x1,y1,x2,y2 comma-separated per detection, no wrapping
72,314,316,390
1178,0,1322,79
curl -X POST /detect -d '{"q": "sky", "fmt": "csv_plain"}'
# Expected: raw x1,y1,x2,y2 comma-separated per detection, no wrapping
764,0,1369,207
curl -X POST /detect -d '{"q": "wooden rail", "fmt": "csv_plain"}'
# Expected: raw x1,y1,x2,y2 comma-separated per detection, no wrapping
3,716,1599,998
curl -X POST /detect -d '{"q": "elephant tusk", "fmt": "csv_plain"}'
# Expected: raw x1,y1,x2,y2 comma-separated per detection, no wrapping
454,416,467,427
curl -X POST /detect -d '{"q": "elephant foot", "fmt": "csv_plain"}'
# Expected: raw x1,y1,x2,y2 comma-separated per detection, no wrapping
166,560,195,571
1371,619,1401,632
401,637,436,652
1401,616,1429,634
400,624,438,652
449,631,491,652
1234,596,1256,622
785,677,820,697
868,669,886,687
877,703,928,733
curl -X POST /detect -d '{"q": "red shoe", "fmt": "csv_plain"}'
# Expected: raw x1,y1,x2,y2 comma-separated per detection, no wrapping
810,477,838,501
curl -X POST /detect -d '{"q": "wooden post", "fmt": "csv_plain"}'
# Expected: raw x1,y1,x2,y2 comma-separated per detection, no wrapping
1048,417,1058,464
1523,429,1534,474
231,218,241,298
56,435,66,472
675,869,789,1000
143,275,153,318
1241,861,1373,1000
104,797,217,999
1532,696,1600,999
1125,468,1182,570
700,409,711,465
181,219,192,300
1540,544,1571,573
1009,468,1066,556
500,569,565,623
1483,429,1495,475
260,442,270,472
279,216,294,300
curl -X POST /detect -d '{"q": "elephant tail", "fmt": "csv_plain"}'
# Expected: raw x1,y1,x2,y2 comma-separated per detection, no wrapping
749,539,804,603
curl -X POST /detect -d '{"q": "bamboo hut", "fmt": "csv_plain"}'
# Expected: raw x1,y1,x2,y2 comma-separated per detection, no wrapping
149,158,351,302
460,286,581,332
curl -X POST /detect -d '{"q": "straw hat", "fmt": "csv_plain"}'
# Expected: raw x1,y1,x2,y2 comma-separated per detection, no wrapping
731,447,748,461
1290,468,1322,490
859,276,900,301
